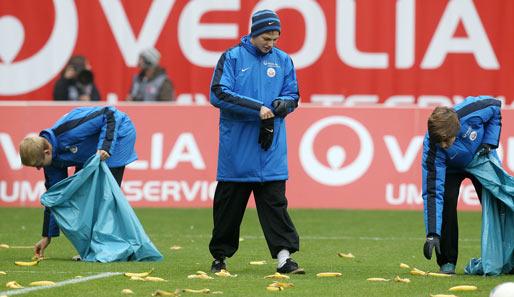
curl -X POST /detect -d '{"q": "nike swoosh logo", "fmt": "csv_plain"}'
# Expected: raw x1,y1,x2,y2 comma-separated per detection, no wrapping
265,128,273,133
241,67,250,72
449,153,457,159
268,21,274,25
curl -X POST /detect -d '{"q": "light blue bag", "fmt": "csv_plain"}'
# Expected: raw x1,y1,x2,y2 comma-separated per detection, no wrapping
464,153,514,275
40,155,163,262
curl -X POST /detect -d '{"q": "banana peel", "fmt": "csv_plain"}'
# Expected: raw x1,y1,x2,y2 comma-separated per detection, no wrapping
182,288,210,293
249,261,267,265
29,281,56,286
14,260,39,266
264,272,290,279
0,271,6,275
6,281,24,288
215,269,237,277
400,263,410,269
187,274,213,279
152,289,181,296
124,267,154,277
366,277,391,282
131,276,166,282
269,281,294,287
121,289,134,294
410,268,427,276
266,286,284,291
31,254,49,260
316,272,342,277
394,275,410,283
338,252,355,258
448,285,477,291
0,244,9,248
427,272,452,277
170,246,182,250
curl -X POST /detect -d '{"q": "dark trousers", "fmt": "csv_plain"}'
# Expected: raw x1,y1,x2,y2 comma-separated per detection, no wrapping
75,166,125,186
437,171,482,266
209,181,300,259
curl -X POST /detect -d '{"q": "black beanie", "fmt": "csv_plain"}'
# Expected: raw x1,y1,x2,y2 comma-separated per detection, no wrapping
250,10,281,37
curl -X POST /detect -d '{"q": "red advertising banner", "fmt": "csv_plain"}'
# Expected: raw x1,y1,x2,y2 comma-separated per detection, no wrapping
2,103,514,210
0,0,513,105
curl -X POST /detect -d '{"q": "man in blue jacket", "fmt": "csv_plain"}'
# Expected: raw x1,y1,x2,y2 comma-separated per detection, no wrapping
19,106,137,258
209,10,303,274
421,96,502,274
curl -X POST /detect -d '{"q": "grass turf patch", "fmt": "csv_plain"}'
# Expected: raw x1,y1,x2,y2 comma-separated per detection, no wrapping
0,208,509,296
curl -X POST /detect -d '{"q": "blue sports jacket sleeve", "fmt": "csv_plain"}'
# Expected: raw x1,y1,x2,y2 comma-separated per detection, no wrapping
42,166,67,237
273,57,299,117
422,139,447,236
210,51,263,117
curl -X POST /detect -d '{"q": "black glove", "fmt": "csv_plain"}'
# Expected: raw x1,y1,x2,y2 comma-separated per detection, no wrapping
258,118,274,151
272,99,294,118
477,143,493,156
423,234,441,260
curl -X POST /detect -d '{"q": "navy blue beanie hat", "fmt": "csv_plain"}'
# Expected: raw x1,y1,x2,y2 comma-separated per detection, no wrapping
250,10,281,37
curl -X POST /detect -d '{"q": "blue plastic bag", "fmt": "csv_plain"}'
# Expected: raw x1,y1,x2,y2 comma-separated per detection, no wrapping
464,153,514,275
40,155,163,262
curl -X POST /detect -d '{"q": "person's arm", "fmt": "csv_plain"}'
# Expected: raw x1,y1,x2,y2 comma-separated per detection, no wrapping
97,106,120,156
89,83,101,101
158,79,174,101
479,96,502,148
272,56,300,117
53,78,72,101
209,51,262,117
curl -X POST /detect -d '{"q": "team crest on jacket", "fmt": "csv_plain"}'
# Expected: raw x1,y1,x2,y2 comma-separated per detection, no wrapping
469,131,477,141
267,68,276,77
66,146,78,153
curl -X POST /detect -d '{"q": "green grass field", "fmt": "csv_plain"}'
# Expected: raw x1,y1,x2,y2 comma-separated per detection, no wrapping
0,208,510,296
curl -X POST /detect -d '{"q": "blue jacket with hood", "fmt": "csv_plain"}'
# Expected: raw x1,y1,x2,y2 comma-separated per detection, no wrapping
210,35,299,182
41,106,137,237
422,96,502,236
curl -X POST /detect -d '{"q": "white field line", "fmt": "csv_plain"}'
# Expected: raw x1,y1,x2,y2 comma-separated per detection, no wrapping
0,272,122,296
153,234,481,242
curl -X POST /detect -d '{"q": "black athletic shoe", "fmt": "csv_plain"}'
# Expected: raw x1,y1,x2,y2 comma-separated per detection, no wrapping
276,258,305,274
211,259,226,273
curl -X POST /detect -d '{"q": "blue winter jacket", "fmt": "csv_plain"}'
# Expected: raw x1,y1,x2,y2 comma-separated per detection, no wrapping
41,106,137,237
422,96,502,236
210,35,299,182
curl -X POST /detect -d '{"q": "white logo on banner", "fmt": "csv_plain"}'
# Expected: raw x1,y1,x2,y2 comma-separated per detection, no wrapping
0,0,77,95
299,116,373,186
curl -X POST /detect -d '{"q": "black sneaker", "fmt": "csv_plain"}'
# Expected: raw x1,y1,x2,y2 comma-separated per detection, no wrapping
276,258,305,274
211,259,226,273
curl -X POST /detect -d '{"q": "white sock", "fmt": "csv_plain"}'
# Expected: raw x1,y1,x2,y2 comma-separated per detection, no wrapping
277,249,290,268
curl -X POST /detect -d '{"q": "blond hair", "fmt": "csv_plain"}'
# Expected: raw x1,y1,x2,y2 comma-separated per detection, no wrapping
428,106,460,143
19,137,49,167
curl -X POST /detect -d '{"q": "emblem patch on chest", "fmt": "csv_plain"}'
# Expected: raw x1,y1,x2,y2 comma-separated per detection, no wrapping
267,67,276,77
66,146,78,153
469,131,477,141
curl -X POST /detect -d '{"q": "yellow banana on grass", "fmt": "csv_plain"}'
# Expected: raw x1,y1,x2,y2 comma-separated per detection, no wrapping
29,281,55,286
400,263,410,269
0,244,9,248
394,275,410,283
249,260,267,265
338,252,355,258
410,268,427,276
264,272,290,279
187,274,213,279
0,271,6,275
448,285,477,291
152,289,181,296
215,269,237,277
427,272,452,277
14,260,39,266
266,286,283,291
269,281,294,287
6,281,24,288
121,289,134,294
124,267,154,277
130,276,166,282
316,272,342,277
366,278,391,282
182,288,210,293
430,295,457,297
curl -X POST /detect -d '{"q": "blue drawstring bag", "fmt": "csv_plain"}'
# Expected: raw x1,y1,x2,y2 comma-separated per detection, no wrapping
464,153,514,275
40,155,163,262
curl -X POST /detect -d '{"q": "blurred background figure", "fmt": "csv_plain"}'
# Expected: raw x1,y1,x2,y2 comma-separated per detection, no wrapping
126,47,175,102
53,55,101,101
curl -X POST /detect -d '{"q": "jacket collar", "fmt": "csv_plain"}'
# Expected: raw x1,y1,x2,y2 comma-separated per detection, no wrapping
241,35,272,57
